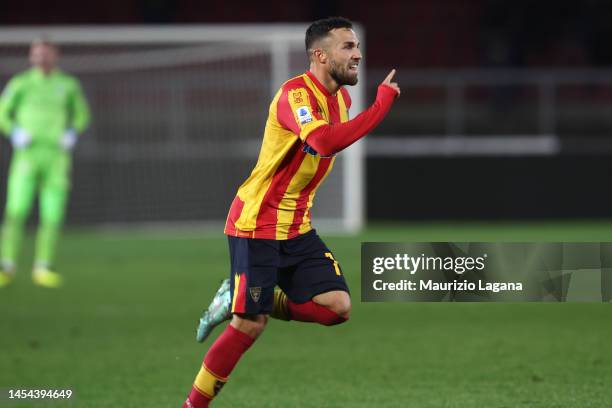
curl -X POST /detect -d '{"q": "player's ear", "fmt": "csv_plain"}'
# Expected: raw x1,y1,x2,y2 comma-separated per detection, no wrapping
313,48,327,64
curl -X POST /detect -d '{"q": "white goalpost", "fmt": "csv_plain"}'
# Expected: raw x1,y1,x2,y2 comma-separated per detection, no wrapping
0,25,365,233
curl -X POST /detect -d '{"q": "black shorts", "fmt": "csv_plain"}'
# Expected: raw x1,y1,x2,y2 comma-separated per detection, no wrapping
228,229,349,315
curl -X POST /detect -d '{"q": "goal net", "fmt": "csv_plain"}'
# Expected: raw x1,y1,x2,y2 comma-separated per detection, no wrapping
0,25,365,233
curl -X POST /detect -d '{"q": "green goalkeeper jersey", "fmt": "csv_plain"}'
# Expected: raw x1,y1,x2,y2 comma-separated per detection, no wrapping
0,68,90,145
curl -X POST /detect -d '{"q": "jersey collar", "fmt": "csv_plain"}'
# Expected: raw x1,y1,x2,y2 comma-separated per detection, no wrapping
31,67,58,80
306,70,337,98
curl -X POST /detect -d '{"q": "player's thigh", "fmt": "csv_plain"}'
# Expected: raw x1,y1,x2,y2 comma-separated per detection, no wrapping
278,230,349,303
39,184,69,225
4,153,38,218
39,161,70,224
228,236,280,315
41,152,71,192
38,153,71,224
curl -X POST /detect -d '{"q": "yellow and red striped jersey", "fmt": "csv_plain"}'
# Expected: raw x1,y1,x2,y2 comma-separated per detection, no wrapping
224,70,351,240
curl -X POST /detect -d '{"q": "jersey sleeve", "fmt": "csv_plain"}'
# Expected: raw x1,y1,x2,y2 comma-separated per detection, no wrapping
276,86,327,141
68,78,91,133
0,76,21,136
305,84,398,157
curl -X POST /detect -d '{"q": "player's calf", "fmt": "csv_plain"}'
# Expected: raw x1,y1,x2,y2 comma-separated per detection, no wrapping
287,299,349,326
184,316,261,408
272,289,350,326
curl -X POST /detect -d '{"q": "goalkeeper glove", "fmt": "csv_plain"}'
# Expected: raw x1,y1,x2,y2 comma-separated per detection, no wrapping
10,127,32,149
60,129,78,151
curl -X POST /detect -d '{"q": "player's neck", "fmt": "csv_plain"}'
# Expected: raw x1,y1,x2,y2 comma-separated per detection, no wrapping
34,66,55,76
309,65,340,96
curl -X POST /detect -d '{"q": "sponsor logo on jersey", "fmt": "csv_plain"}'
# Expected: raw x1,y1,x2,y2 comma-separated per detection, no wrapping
213,379,226,395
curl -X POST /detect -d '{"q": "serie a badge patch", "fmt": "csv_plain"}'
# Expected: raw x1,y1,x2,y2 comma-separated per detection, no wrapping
296,106,313,125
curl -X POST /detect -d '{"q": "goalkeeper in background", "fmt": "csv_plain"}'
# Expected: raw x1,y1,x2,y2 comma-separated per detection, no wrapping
0,38,90,288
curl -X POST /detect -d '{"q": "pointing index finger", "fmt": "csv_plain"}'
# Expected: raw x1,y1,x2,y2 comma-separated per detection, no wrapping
384,69,396,83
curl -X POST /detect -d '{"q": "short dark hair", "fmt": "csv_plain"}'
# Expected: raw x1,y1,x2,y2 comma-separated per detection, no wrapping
305,17,353,55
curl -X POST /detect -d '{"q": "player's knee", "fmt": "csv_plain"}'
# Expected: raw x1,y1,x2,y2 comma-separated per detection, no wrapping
40,204,67,226
231,314,268,339
330,294,351,321
39,216,63,228
5,206,28,223
316,291,351,322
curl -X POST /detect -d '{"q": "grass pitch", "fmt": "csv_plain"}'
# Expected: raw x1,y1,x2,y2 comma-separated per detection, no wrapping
1,221,612,407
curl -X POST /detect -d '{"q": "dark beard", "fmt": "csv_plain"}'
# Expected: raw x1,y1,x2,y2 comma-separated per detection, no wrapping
330,62,358,86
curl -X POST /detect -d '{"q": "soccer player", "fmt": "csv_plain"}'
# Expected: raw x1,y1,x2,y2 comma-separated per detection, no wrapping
0,38,90,288
182,17,399,407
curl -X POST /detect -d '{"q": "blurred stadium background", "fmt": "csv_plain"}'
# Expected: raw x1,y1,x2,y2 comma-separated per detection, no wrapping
2,1,612,407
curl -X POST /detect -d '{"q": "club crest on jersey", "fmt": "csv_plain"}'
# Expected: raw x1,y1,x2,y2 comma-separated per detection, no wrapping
292,90,304,104
249,287,262,303
296,106,313,125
